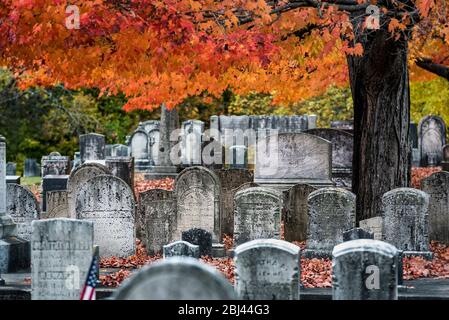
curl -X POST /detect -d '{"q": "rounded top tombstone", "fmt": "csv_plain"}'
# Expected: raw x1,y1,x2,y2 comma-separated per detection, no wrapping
113,257,237,300
332,239,398,258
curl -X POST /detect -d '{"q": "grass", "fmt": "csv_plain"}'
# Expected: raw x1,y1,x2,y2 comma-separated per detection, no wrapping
20,176,42,186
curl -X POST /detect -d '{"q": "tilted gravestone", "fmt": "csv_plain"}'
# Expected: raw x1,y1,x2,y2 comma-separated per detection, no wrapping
304,188,356,258
138,189,176,255
284,184,317,242
79,133,106,163
421,171,449,244
213,169,254,237
105,156,134,191
41,175,69,212
233,187,283,246
418,115,446,167
76,175,135,257
182,228,213,257
67,163,111,218
113,257,237,300
41,152,71,177
304,128,353,188
44,190,69,219
174,166,221,242
255,133,333,190
163,241,200,259
31,219,94,300
332,239,399,300
6,184,40,241
234,239,300,300
381,188,432,258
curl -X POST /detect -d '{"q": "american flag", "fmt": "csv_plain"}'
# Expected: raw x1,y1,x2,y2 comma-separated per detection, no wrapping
80,247,99,300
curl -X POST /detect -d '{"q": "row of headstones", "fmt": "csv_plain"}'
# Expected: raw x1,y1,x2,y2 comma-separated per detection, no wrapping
29,218,400,300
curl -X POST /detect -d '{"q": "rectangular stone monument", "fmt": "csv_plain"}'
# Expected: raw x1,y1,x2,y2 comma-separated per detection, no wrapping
6,162,16,176
41,153,71,177
234,239,300,300
6,176,21,184
31,219,94,300
332,239,399,300
24,158,40,177
41,175,69,212
233,187,283,246
105,157,134,191
359,217,383,240
255,133,334,190
79,133,106,163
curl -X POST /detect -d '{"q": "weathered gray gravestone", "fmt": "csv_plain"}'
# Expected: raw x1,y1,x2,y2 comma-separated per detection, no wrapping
163,241,200,259
304,128,353,188
6,162,16,176
0,135,30,273
332,239,399,300
41,153,71,177
113,257,237,300
234,239,300,300
138,189,176,255
181,120,204,167
421,171,449,244
255,133,334,189
41,175,69,212
304,188,356,258
105,156,134,191
343,227,374,242
381,188,432,258
76,175,135,257
24,158,40,177
129,129,150,171
174,166,221,242
284,184,317,242
6,184,40,241
31,219,94,300
213,169,254,237
67,163,111,218
79,133,106,163
44,190,69,219
419,115,446,166
233,187,283,246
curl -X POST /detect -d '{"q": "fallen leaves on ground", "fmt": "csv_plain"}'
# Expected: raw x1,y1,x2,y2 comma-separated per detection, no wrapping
134,178,174,200
411,167,441,189
99,240,449,289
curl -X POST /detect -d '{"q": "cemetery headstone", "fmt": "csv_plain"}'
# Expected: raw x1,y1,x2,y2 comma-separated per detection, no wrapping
174,166,221,241
332,239,399,300
6,184,40,241
181,120,204,167
24,158,40,177
307,114,317,129
233,187,283,246
6,162,16,176
113,257,237,300
138,189,176,255
381,188,432,258
421,171,449,244
44,190,69,219
41,175,69,212
105,156,134,190
442,144,449,171
213,169,254,237
163,241,200,259
255,133,333,189
419,115,446,166
31,219,94,300
67,163,111,218
284,184,317,242
76,175,135,257
304,188,356,258
182,228,213,257
41,152,71,177
234,239,300,300
79,133,106,163
359,217,383,240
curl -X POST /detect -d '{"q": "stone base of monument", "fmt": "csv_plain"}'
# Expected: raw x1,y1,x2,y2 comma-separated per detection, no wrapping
211,243,226,258
144,166,180,180
5,176,21,185
301,249,333,259
0,237,30,273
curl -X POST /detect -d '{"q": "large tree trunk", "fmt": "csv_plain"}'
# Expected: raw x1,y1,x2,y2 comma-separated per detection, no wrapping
348,17,412,221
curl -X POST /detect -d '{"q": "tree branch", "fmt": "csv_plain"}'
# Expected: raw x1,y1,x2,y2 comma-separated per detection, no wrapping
416,58,449,81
